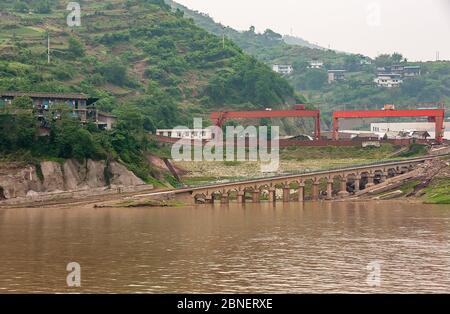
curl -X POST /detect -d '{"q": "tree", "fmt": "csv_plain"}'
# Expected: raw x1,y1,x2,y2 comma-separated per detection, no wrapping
391,52,404,64
114,105,144,132
99,60,128,86
297,70,328,90
12,96,33,109
13,1,29,13
263,29,282,41
68,37,85,58
34,0,52,14
174,8,184,18
374,54,392,67
344,55,360,72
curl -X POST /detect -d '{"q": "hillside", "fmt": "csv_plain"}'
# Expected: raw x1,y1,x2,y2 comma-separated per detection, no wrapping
0,0,307,185
166,0,325,52
170,0,450,128
0,0,301,127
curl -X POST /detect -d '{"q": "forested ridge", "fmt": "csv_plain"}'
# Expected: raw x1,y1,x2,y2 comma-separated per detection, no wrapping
168,0,450,125
0,0,302,183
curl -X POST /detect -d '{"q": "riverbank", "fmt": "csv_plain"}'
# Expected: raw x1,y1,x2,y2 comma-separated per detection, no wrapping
1,146,449,208
350,157,450,204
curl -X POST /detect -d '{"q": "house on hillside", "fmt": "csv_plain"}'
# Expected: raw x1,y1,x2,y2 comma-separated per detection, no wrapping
309,60,324,69
374,73,403,87
403,66,421,77
328,70,346,83
156,128,213,140
391,64,405,74
376,65,421,80
272,64,294,75
96,111,117,130
0,92,98,122
0,91,115,130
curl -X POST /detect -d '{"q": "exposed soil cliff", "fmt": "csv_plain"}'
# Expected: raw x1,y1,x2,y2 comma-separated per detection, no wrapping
0,159,146,200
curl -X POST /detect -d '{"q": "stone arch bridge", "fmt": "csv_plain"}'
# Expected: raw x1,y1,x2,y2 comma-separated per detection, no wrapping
140,155,446,204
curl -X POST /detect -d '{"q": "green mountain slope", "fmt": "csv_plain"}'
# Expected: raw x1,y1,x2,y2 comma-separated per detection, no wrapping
0,0,301,128
169,0,450,127
166,0,325,51
0,0,306,184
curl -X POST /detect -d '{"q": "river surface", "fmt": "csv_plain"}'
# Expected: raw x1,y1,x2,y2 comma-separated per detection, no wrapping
0,201,449,293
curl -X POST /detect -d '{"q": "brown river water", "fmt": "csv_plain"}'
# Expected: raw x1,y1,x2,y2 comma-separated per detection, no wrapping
0,201,449,293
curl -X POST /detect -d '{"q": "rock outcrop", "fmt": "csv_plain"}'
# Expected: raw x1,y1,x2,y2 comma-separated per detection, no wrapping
0,159,146,200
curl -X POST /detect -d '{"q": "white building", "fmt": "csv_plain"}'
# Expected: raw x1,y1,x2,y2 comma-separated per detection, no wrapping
374,73,403,87
309,60,324,69
370,122,450,140
272,64,294,75
156,128,213,140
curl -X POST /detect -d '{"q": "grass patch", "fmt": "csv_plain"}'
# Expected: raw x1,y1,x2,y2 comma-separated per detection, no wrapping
280,144,396,160
398,179,421,194
398,144,428,158
223,160,241,166
182,176,228,186
423,178,450,204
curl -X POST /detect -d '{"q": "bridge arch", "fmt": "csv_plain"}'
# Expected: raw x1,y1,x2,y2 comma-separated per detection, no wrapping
186,157,436,204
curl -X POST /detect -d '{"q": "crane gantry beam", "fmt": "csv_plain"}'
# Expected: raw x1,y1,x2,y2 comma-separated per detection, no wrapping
210,105,321,140
332,108,445,143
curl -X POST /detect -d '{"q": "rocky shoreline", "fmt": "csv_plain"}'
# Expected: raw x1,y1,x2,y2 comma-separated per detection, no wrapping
0,159,152,205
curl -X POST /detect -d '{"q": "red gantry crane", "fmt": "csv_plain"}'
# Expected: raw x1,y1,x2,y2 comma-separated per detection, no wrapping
332,105,445,143
210,105,321,140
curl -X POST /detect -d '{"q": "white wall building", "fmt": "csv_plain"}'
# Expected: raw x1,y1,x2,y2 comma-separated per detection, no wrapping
156,128,213,140
374,73,403,87
309,60,324,69
370,122,450,140
272,64,294,75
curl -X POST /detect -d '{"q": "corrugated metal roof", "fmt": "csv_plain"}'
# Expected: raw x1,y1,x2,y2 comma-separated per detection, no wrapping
0,91,90,100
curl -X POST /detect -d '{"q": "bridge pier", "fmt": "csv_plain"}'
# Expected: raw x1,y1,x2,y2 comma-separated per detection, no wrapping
366,173,375,188
221,194,229,204
354,175,361,192
312,182,320,201
237,191,245,203
338,178,349,198
380,172,387,183
326,179,333,200
268,188,276,202
204,195,213,204
297,183,305,202
283,186,290,202
252,190,260,203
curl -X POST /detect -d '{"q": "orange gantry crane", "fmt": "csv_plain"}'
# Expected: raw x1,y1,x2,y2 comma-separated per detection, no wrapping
210,105,321,140
332,106,445,143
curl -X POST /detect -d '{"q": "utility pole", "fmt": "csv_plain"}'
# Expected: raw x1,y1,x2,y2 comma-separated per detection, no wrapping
47,32,50,64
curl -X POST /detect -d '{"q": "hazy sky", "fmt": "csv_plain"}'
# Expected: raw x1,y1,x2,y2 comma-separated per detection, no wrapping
176,0,450,61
